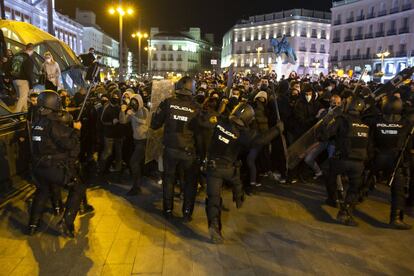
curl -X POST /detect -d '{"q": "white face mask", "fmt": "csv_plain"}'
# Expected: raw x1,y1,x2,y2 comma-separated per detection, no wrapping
305,95,312,102
200,84,207,89
45,58,52,62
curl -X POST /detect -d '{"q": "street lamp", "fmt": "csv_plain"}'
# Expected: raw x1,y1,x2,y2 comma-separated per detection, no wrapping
108,6,134,81
132,31,148,75
145,45,156,74
376,50,390,76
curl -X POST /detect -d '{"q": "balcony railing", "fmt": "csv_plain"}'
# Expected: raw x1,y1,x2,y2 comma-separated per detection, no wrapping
321,35,327,39
402,3,412,11
365,33,374,39
356,15,365,21
362,54,370,59
299,47,307,52
319,49,326,54
399,27,410,34
334,19,341,25
390,7,400,14
342,55,351,61
387,29,397,36
300,33,307,37
354,34,363,40
236,50,243,54
378,10,387,16
310,48,317,53
152,57,158,61
311,34,317,38
395,51,407,57
160,57,166,61
376,31,385,37
353,55,361,60
366,13,375,19
344,36,353,41
176,58,183,61
332,37,341,43
168,57,174,61
330,56,338,62
346,17,354,23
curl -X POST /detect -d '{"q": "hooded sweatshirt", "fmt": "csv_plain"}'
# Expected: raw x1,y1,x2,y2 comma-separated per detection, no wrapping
120,94,150,140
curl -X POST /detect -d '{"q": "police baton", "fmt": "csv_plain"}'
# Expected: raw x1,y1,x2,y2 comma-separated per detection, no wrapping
76,63,100,121
271,79,289,178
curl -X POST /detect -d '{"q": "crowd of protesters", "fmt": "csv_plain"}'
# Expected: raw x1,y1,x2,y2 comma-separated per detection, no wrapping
1,44,414,242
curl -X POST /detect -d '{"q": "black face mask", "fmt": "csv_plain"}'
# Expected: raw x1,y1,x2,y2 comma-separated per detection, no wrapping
260,84,268,91
208,99,218,109
110,97,119,105
130,101,139,111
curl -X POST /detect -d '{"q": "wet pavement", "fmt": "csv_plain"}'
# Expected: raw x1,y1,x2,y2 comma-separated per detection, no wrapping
0,177,413,276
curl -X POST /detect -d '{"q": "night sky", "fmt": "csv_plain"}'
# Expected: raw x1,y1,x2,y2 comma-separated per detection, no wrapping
56,0,332,48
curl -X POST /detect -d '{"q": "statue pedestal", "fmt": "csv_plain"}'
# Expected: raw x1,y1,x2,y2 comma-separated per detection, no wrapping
269,59,297,80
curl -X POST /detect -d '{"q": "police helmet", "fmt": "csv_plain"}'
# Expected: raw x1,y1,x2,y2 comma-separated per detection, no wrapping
381,96,403,115
175,76,194,95
37,90,62,111
344,96,365,115
230,103,255,127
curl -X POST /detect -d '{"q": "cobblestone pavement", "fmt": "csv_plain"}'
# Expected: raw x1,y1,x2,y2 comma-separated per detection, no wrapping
0,177,413,276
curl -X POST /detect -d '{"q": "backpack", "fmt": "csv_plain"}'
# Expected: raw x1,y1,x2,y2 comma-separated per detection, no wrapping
10,53,27,78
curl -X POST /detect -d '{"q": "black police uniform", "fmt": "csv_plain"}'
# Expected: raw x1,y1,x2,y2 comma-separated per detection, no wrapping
151,88,200,219
325,113,370,226
29,111,85,236
372,116,411,228
205,114,281,242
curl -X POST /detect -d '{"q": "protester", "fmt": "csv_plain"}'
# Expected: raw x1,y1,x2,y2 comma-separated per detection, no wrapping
11,43,35,112
42,51,62,91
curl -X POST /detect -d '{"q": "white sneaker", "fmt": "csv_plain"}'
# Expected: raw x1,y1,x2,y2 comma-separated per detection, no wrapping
272,173,286,184
313,171,323,180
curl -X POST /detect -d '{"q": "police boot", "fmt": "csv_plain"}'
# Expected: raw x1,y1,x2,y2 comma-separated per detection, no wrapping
57,218,75,238
182,209,193,223
209,219,224,244
77,194,94,216
27,224,39,236
126,185,142,196
336,204,358,227
390,210,412,230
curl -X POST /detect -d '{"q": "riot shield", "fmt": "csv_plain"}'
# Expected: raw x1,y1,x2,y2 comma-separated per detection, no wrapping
374,67,414,100
287,106,342,169
145,80,174,164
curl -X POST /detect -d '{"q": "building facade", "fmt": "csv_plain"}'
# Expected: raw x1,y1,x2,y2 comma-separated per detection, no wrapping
148,27,221,74
75,9,119,68
4,0,83,54
221,9,331,75
330,0,414,80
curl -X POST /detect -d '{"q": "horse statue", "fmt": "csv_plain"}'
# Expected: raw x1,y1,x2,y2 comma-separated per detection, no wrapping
270,35,297,64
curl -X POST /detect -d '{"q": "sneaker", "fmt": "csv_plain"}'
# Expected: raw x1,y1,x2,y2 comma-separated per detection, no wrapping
250,182,262,187
272,173,286,184
313,171,323,180
209,226,224,244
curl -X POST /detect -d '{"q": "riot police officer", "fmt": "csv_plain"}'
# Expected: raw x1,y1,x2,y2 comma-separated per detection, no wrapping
372,96,412,230
29,91,85,237
324,97,370,226
205,103,283,243
151,76,200,221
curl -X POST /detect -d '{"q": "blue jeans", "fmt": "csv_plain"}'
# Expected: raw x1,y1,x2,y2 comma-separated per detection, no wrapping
99,137,123,172
304,142,328,174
